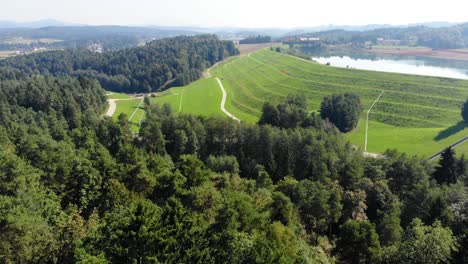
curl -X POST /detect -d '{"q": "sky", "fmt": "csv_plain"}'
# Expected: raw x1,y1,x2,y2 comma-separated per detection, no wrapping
2,0,468,28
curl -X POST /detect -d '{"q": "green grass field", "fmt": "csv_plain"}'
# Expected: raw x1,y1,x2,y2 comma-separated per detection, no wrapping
108,76,228,132
112,99,144,131
107,92,132,99
455,141,468,158
150,77,225,117
209,49,468,157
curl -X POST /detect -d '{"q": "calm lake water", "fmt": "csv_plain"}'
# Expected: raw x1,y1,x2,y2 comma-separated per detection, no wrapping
305,50,468,80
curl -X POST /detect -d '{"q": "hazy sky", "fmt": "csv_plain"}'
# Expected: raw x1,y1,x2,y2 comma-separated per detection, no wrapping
3,0,468,28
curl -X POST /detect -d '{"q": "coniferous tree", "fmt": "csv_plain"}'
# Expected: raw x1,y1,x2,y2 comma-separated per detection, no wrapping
432,147,459,185
320,92,363,132
462,99,468,123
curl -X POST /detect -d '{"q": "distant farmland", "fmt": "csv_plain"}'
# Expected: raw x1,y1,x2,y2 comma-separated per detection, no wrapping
209,49,468,157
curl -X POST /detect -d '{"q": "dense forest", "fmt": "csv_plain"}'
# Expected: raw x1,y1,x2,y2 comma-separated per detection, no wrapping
295,23,468,49
0,35,239,93
239,35,272,44
0,65,467,263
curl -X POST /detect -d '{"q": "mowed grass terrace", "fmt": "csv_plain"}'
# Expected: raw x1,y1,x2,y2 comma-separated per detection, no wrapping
210,49,468,157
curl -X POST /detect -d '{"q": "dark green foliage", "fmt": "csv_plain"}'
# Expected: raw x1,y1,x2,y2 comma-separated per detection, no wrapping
0,35,239,93
0,59,465,263
382,218,457,264
433,147,461,185
462,99,468,123
258,94,311,129
206,155,240,174
320,92,363,132
335,220,381,264
239,35,272,44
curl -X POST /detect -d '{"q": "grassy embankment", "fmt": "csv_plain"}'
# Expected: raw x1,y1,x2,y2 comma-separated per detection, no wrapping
107,49,468,156
209,49,468,157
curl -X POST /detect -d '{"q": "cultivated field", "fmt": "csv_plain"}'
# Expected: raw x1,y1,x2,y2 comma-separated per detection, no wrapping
0,37,62,45
0,50,17,59
210,49,468,157
237,43,278,55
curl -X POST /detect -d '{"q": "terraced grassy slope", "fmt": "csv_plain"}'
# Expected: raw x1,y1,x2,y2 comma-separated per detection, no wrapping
211,49,468,157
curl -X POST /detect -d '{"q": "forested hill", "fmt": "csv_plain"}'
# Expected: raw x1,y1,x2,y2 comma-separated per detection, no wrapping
295,23,468,49
0,35,239,93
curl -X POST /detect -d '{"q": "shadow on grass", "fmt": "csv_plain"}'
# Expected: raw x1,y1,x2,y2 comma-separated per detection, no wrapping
434,121,467,141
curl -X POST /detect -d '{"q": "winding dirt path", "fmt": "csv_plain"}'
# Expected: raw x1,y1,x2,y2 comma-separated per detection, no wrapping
365,91,385,152
215,77,240,122
105,99,118,117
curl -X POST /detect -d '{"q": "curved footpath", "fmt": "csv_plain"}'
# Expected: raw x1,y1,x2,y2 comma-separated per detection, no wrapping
105,99,117,117
205,61,241,122
215,77,241,122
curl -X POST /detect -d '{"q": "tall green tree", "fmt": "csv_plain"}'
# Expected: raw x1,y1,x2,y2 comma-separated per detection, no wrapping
462,99,468,123
383,218,457,264
334,220,381,264
320,92,363,132
433,147,460,185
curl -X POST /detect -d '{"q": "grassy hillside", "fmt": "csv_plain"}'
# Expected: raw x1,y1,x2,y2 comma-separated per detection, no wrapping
210,49,468,157
150,77,225,117
113,99,144,131
108,77,225,132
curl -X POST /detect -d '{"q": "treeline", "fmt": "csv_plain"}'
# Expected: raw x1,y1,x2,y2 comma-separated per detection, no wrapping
240,35,272,44
0,35,239,93
296,23,468,49
1,71,467,263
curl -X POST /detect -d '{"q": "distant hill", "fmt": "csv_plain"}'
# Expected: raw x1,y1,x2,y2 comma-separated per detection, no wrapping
0,35,239,93
0,19,82,28
286,22,468,49
203,22,466,39
0,25,201,51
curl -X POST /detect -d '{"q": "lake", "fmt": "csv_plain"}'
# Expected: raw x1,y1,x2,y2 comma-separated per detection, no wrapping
305,50,468,80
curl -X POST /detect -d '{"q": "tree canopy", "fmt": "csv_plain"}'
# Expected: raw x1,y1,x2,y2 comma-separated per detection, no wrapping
0,35,239,93
462,99,468,123
0,40,467,263
320,92,363,132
